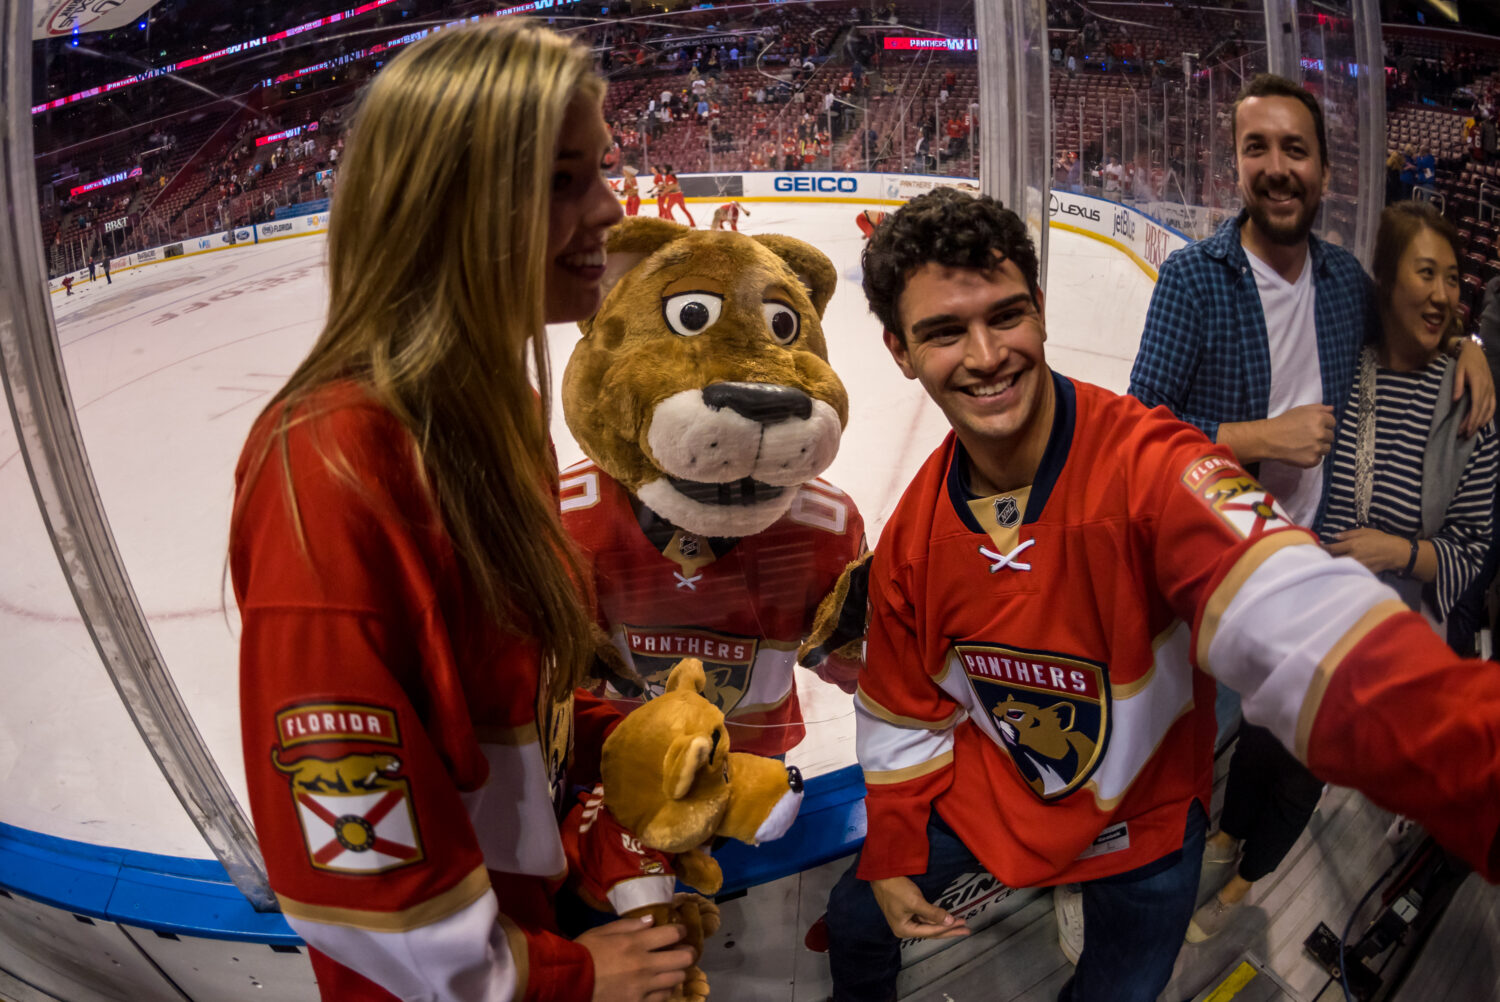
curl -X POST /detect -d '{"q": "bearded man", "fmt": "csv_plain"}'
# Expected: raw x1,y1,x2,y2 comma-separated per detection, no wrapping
1128,73,1494,943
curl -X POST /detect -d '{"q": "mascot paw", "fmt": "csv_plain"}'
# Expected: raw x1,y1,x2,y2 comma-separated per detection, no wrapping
672,965,712,1002
798,553,872,683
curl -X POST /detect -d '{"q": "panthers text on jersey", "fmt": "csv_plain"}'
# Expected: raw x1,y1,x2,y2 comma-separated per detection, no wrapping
561,459,865,757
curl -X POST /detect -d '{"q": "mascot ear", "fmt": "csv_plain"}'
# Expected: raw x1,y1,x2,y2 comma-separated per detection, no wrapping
665,658,708,694
662,734,714,800
580,217,694,337
753,233,838,318
1048,702,1078,732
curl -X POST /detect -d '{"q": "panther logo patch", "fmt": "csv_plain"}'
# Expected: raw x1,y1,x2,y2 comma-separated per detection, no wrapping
1181,455,1292,539
271,702,424,874
954,643,1109,800
621,625,758,713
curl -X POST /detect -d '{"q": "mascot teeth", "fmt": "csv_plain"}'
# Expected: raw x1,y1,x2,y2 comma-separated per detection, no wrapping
666,476,786,507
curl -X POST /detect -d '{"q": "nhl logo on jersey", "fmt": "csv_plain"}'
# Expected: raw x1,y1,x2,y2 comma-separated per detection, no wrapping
1181,455,1292,540
953,643,1110,801
271,702,425,874
992,495,1020,528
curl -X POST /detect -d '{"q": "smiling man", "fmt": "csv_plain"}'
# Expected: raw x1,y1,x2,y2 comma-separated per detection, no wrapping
1128,73,1496,943
822,189,1500,1002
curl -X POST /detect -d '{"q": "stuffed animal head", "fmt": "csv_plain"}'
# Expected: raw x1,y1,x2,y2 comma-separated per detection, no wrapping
563,217,846,537
601,659,804,855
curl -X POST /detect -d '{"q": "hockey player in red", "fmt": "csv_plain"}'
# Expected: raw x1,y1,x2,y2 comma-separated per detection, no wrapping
620,164,640,216
824,190,1500,1002
230,23,693,1002
710,200,749,231
854,208,887,239
660,166,695,227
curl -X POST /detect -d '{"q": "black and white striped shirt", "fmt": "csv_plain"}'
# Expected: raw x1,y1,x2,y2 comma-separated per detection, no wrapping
1320,354,1498,618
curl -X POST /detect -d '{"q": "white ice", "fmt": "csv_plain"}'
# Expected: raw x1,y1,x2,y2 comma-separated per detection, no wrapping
0,202,1155,856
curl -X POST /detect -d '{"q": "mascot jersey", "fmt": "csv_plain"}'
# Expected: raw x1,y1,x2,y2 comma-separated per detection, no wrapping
857,374,1500,889
561,785,677,916
233,383,619,1002
561,458,865,757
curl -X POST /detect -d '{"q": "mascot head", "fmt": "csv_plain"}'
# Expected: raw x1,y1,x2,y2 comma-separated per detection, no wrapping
563,217,846,537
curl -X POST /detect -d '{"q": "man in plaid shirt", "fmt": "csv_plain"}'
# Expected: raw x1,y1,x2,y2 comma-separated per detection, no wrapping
1129,73,1495,944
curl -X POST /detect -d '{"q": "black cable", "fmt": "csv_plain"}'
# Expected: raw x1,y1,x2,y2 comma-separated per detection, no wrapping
1338,849,1410,1001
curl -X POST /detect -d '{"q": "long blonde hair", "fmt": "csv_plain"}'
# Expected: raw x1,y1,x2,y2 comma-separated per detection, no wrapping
236,19,601,698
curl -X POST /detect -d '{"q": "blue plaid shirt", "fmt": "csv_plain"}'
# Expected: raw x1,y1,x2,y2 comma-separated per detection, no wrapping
1129,211,1375,445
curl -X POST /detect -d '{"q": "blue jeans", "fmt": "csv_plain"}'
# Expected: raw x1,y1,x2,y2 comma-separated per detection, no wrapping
826,801,1207,1002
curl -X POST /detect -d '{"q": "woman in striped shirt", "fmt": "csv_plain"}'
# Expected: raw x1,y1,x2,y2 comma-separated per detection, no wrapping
1321,201,1498,639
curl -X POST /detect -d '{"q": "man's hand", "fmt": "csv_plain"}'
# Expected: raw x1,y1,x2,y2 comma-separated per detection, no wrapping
1264,404,1336,467
1217,404,1334,467
870,876,970,941
1453,339,1496,437
1325,528,1407,575
580,915,695,1002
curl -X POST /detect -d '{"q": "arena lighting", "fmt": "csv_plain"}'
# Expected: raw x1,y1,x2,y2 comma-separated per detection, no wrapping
884,36,978,51
31,0,400,115
259,5,563,87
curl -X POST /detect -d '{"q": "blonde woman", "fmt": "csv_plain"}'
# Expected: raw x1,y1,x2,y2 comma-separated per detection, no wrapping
230,20,692,1002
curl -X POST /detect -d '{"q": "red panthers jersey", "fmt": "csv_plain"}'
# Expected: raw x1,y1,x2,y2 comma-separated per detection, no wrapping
857,374,1500,889
561,459,865,756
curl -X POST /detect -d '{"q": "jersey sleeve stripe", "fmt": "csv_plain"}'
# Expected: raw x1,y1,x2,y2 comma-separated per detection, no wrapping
1194,530,1317,671
1293,598,1408,761
862,749,955,785
855,687,964,730
275,862,492,931
497,912,530,1000
1203,541,1402,750
472,724,540,746
855,698,957,776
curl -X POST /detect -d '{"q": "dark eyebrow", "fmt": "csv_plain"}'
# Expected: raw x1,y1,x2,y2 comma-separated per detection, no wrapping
909,293,1032,338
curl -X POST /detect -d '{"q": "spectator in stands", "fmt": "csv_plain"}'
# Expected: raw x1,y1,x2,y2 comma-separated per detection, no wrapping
228,21,692,1002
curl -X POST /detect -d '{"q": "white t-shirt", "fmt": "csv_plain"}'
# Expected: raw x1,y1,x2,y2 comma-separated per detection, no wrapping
1246,246,1324,526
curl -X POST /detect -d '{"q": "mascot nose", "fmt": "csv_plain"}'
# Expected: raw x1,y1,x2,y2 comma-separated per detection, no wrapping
785,764,804,794
703,382,812,426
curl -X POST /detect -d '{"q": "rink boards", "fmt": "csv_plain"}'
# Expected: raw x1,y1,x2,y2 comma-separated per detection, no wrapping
1,182,1174,1000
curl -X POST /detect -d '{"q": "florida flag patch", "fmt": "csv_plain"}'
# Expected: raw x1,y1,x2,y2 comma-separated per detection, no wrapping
271,703,425,874
1181,455,1292,540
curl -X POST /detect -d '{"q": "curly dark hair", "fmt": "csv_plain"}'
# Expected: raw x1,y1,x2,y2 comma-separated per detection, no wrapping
862,188,1040,342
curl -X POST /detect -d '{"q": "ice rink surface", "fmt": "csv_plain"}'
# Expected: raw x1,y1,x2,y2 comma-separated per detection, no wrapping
1,201,1156,857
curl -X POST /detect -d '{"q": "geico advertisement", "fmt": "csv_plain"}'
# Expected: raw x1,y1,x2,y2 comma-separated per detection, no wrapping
744,172,869,198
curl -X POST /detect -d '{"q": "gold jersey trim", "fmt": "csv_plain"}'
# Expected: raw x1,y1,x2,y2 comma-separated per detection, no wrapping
863,749,955,785
1196,531,1316,671
857,687,964,730
1294,599,1407,761
276,863,492,932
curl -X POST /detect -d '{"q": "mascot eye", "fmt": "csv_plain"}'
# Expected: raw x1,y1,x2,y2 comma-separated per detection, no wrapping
662,292,724,337
763,300,800,345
